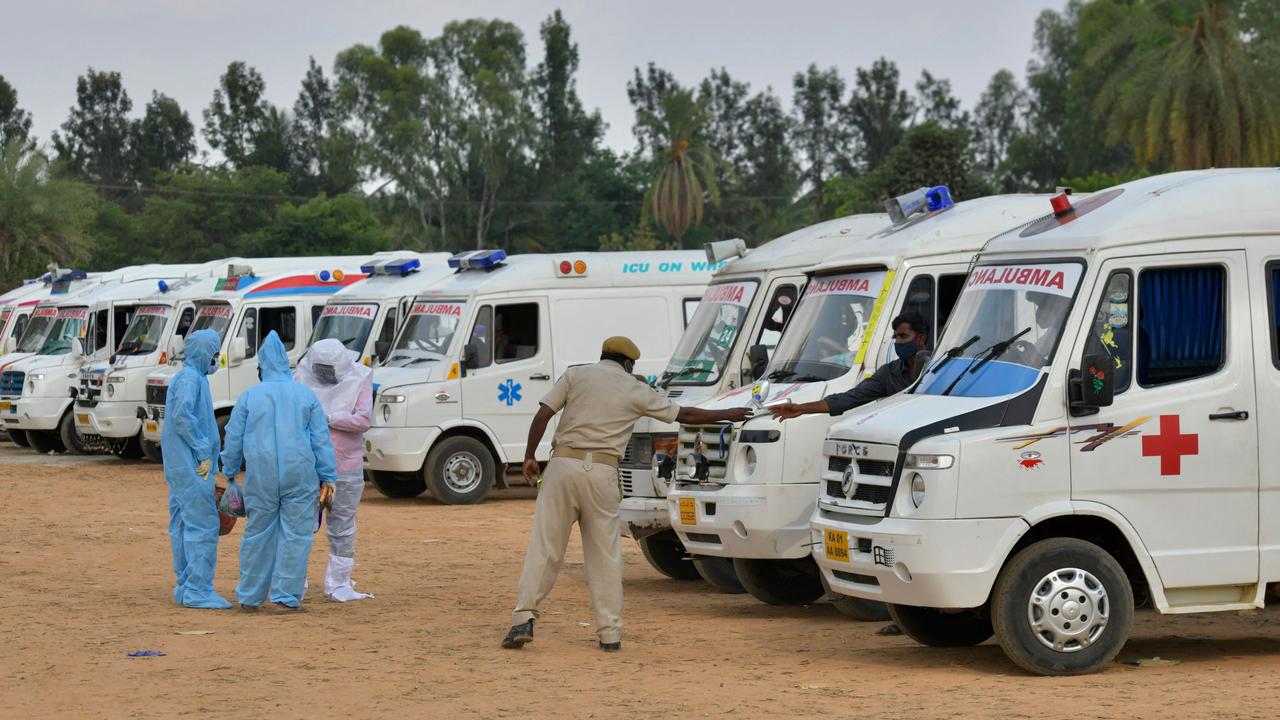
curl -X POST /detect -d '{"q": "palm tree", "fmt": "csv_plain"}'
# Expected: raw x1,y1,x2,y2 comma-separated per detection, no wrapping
0,143,97,287
1089,0,1280,169
637,88,723,247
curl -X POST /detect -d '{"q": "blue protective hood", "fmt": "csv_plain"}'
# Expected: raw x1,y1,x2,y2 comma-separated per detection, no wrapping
184,329,221,374
259,330,291,381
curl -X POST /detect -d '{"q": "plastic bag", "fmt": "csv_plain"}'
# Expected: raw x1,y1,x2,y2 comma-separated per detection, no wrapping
212,486,237,536
218,480,247,518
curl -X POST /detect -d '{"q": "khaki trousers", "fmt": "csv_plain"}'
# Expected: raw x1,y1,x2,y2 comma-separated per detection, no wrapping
512,456,624,643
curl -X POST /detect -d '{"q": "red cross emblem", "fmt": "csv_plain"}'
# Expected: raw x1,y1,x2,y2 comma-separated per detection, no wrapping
1141,414,1198,476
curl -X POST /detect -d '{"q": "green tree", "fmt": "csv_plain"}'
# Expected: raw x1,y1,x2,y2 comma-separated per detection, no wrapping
130,92,195,184
791,64,852,207
52,68,134,185
532,10,603,188
638,88,722,247
292,57,360,196
915,70,968,129
735,89,802,243
825,123,987,216
0,145,98,287
0,75,34,153
972,69,1028,189
627,62,680,153
203,61,270,168
243,194,391,256
1088,0,1280,168
847,58,914,170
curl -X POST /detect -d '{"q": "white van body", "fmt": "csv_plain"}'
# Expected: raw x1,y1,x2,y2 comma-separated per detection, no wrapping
0,280,59,358
363,250,720,504
812,169,1280,675
308,253,453,363
80,255,433,457
616,217,890,578
666,195,1055,602
140,263,368,449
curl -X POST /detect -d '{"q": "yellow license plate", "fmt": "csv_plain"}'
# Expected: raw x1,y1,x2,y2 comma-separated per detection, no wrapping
678,497,697,526
76,414,90,425
145,421,158,433
824,529,850,562
0,401,9,411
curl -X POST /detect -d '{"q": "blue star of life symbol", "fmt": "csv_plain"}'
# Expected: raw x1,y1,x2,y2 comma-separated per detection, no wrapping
645,374,657,385
498,378,522,406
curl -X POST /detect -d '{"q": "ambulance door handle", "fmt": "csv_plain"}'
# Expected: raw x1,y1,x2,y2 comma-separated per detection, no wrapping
529,373,550,381
1208,410,1249,421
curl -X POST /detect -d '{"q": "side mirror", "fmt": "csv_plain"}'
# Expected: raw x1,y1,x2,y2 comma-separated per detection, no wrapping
71,338,86,358
1070,354,1114,413
462,341,481,372
748,344,770,381
229,336,247,365
374,340,391,364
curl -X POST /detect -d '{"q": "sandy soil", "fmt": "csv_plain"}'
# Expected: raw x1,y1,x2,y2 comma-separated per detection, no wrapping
3,443,1280,719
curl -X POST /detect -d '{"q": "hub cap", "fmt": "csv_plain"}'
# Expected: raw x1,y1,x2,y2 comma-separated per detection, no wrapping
443,452,483,494
1027,567,1109,652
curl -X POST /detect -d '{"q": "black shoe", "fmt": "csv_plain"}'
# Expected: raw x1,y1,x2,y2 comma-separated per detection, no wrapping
501,620,534,649
599,641,621,653
239,603,260,613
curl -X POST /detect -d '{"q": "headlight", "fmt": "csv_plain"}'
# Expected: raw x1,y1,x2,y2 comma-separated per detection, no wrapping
904,453,954,470
29,373,45,381
381,404,392,422
106,384,115,398
653,435,678,458
910,473,926,508
741,445,758,478
107,375,125,383
381,393,406,404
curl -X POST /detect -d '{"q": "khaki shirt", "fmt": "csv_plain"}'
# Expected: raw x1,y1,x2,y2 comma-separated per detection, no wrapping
540,360,681,459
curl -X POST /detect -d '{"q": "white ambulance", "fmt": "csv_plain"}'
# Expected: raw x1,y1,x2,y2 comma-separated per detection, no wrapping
1,269,110,370
140,263,368,451
2,267,201,453
812,169,1280,675
308,253,453,363
76,257,375,459
666,191,1055,611
0,277,60,357
364,249,719,505
618,216,889,585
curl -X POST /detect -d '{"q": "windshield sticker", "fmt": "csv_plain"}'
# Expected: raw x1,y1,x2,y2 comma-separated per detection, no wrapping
965,263,1082,297
498,378,522,406
411,302,464,317
57,308,88,320
853,269,896,366
702,282,756,307
197,305,234,319
322,304,376,319
34,307,58,318
136,305,170,317
997,414,1200,477
805,271,886,298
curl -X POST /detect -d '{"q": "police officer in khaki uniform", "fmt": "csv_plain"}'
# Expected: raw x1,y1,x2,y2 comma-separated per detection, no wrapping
502,336,749,652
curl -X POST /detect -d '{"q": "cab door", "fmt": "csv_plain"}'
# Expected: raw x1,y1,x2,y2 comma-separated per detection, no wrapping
1068,252,1258,592
458,297,553,461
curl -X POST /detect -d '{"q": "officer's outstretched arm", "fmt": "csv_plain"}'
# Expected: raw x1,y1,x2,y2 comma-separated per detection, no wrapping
676,406,750,424
522,403,557,485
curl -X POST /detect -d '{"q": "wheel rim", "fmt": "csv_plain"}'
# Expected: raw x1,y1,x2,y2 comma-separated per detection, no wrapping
1027,567,1109,652
442,452,483,494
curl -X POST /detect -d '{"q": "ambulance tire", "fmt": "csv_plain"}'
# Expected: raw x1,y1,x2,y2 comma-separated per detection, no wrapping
111,435,145,460
424,437,495,505
693,556,746,594
58,411,88,455
887,604,993,647
638,530,700,580
991,537,1134,676
8,429,29,447
830,596,892,621
732,557,826,605
141,439,164,463
370,470,427,499
29,430,66,454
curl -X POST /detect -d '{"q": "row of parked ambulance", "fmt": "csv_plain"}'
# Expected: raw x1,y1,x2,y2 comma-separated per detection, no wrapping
2,168,1276,675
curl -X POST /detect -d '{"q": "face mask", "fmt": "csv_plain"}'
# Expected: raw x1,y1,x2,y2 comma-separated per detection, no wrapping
206,356,219,375
894,340,919,360
314,364,338,385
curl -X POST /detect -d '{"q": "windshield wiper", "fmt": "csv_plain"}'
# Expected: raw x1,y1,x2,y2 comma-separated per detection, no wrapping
788,374,828,383
929,335,980,374
766,369,795,381
404,357,439,367
967,328,1032,375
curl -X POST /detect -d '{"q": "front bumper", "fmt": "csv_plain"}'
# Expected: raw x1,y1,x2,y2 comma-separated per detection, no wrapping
363,425,441,473
667,482,817,560
4,395,71,431
141,409,163,442
811,508,1028,609
619,497,669,538
76,400,143,439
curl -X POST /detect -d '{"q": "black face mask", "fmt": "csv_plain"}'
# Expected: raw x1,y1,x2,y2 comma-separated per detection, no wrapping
313,364,338,385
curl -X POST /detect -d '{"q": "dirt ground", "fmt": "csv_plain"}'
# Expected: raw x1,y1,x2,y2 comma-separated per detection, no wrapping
4,443,1280,719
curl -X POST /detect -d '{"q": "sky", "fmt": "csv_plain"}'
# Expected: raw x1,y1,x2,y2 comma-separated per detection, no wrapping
3,0,1056,155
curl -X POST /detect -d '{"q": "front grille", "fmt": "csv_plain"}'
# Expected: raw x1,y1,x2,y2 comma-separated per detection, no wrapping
79,374,103,403
686,533,721,545
825,479,842,497
0,371,24,396
146,384,168,407
667,389,684,398
833,570,879,586
619,469,634,494
677,424,734,481
857,460,894,477
828,456,851,474
852,484,893,505
622,437,637,465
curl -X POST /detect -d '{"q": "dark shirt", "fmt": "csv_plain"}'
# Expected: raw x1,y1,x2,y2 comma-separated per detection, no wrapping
823,352,930,416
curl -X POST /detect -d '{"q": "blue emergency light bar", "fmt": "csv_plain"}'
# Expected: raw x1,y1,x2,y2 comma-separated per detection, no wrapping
158,280,170,293
448,249,507,271
360,256,421,277
886,185,954,224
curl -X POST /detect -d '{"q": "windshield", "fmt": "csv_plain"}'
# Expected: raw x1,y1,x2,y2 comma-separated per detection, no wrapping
117,305,171,356
917,262,1083,398
38,307,89,355
663,280,759,385
386,300,465,367
17,309,56,353
311,303,378,353
767,270,888,383
189,303,235,339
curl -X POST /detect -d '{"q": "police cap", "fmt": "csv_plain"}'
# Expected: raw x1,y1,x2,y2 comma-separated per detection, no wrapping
601,336,641,361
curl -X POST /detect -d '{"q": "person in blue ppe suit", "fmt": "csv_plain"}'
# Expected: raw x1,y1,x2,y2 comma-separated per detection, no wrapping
221,331,337,612
161,328,232,609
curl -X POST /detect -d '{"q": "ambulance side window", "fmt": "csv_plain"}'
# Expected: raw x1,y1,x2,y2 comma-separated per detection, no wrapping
91,309,109,353
259,306,298,351
113,307,133,348
1136,265,1224,387
1270,263,1280,369
937,274,966,330
311,305,324,327
240,308,259,358
175,308,195,338
897,276,936,350
495,303,538,363
468,306,494,370
1083,271,1133,394
756,284,799,354
12,314,28,343
683,298,699,328
378,308,398,347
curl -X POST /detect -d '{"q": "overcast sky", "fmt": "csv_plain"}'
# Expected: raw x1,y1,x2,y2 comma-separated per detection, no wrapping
4,0,1055,155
